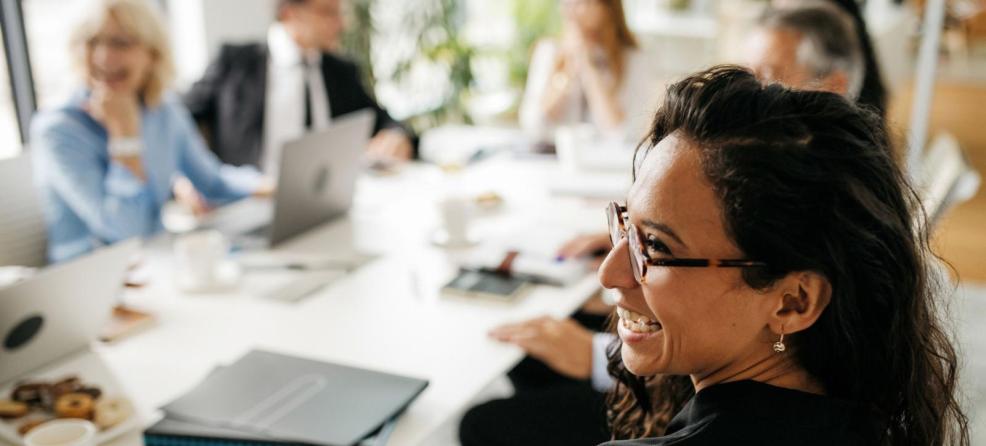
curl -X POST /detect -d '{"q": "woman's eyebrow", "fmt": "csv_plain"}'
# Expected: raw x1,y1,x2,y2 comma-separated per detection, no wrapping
640,218,686,247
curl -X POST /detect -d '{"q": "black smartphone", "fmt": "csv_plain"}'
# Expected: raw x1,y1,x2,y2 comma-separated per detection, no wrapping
442,269,529,301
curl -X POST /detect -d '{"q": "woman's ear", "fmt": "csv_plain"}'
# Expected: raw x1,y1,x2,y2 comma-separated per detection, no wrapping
767,271,832,337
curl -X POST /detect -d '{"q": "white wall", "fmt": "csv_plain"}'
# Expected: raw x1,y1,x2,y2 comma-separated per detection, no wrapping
167,0,275,87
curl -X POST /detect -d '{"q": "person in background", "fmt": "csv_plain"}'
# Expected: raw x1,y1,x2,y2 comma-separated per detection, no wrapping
518,0,656,144
747,1,864,101
31,0,268,263
600,65,967,445
461,3,876,444
184,0,414,178
776,0,887,117
460,2,649,442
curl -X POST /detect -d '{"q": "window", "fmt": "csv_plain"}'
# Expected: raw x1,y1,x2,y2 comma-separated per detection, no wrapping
22,0,83,109
0,0,38,160
0,27,20,159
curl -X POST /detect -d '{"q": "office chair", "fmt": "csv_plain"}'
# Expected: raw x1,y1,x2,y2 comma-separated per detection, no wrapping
919,132,982,227
0,153,48,267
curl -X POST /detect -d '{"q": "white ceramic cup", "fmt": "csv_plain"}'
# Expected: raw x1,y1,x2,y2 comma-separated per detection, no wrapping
554,124,595,172
438,196,472,246
174,229,230,289
24,419,96,446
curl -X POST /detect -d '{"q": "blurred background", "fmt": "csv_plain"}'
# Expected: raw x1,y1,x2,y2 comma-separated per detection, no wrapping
2,0,984,284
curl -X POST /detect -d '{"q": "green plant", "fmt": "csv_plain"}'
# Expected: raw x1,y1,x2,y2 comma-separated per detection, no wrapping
340,0,376,93
340,0,478,132
391,0,477,132
507,0,560,90
667,0,692,11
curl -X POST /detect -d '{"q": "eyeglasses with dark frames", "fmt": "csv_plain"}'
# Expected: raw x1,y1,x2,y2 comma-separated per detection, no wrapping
606,202,768,283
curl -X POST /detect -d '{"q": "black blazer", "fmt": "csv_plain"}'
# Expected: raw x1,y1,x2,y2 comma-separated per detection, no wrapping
184,43,414,167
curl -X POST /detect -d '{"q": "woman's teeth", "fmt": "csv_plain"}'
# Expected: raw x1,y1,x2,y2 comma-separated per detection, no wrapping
616,307,662,333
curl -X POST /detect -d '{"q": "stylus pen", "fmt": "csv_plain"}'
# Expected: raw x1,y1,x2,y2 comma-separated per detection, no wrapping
241,261,358,272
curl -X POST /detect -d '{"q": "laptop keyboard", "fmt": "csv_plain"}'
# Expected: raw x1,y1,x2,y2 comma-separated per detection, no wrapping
205,199,273,236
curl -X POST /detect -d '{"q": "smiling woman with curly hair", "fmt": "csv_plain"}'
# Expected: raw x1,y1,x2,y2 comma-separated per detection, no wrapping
597,65,969,445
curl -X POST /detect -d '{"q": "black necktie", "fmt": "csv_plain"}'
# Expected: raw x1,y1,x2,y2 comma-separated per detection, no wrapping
304,73,313,130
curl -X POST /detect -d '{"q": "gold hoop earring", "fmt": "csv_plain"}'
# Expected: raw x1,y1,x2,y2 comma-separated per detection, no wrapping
773,326,786,353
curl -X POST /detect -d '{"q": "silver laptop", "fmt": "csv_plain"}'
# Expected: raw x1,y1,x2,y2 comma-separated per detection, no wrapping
215,109,375,248
0,239,138,383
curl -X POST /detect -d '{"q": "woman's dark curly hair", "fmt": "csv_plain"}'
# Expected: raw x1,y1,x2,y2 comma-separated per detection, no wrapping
606,65,969,445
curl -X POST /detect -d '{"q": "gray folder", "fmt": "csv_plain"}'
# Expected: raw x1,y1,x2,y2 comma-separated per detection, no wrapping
162,350,428,446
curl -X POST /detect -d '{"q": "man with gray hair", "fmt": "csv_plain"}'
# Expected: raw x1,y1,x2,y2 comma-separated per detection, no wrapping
746,1,865,101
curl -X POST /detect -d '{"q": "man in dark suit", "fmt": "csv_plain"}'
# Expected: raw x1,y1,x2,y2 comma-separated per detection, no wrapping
184,0,413,176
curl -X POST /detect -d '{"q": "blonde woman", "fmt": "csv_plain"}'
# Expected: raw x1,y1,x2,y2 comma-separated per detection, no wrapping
519,0,656,143
31,0,268,262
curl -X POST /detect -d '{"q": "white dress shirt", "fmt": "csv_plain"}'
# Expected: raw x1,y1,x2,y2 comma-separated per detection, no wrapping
591,332,616,392
262,23,332,178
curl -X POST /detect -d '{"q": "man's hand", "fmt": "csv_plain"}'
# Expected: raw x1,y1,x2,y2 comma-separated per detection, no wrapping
367,128,413,162
251,176,276,198
489,316,594,380
172,176,210,217
557,232,611,270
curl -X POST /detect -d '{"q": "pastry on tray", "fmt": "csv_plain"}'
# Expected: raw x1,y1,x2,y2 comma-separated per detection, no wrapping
1,375,133,437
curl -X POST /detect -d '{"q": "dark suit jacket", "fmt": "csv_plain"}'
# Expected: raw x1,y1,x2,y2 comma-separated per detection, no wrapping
184,43,414,167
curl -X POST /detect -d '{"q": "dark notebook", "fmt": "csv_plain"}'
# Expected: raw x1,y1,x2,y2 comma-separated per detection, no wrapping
157,350,428,446
144,416,306,446
144,414,400,446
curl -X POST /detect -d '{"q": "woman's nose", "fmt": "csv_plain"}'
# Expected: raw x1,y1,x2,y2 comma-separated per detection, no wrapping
90,45,115,68
598,237,638,291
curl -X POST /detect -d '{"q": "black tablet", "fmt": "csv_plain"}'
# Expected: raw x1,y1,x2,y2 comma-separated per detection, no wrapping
442,269,529,301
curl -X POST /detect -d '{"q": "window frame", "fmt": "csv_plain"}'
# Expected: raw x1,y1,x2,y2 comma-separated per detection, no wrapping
0,0,37,145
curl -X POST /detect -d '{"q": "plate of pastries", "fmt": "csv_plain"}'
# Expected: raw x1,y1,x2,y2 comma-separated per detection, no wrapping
0,375,136,444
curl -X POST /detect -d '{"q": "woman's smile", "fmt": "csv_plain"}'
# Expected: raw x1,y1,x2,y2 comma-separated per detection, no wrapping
615,306,663,344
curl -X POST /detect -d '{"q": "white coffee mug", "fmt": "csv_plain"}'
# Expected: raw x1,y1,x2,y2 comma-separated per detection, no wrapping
437,196,472,247
24,419,96,446
554,124,596,172
174,229,230,290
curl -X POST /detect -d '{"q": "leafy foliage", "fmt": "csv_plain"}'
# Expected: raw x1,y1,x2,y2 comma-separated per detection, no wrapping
507,0,560,89
340,0,376,93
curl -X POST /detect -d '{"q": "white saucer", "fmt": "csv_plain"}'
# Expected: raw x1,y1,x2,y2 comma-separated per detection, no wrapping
431,230,477,248
176,261,241,293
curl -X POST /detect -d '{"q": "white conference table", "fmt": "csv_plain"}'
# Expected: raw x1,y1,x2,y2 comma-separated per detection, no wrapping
91,153,627,445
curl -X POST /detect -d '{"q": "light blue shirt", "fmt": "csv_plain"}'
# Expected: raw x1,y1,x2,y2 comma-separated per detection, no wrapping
31,90,261,263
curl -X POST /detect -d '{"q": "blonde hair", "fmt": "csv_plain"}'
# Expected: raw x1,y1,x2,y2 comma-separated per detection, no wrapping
70,0,175,106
